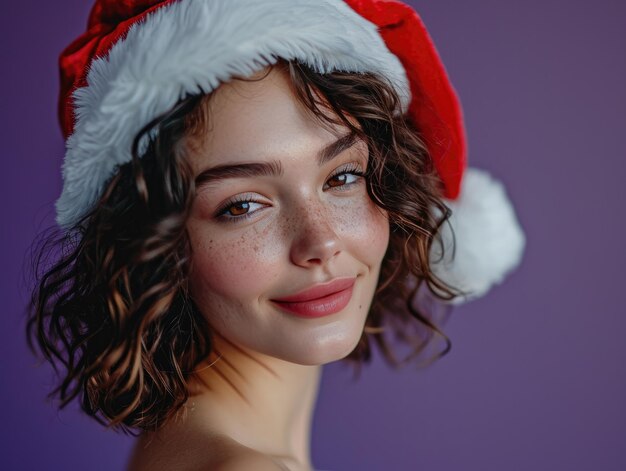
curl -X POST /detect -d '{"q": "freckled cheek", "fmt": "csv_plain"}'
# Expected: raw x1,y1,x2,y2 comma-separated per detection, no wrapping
333,198,390,263
188,225,283,301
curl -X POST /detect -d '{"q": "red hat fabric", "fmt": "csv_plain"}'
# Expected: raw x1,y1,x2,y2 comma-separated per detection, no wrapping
58,0,176,139
344,0,466,200
59,0,465,200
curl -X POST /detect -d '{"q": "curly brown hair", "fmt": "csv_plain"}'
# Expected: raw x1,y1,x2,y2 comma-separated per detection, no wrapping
26,59,464,434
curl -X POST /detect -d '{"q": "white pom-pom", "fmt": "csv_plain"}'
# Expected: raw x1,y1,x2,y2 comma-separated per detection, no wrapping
429,167,526,304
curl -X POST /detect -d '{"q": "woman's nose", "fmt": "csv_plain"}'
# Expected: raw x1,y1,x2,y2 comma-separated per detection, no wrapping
289,203,344,268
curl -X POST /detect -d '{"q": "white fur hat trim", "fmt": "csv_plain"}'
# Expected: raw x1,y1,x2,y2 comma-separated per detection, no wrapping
55,0,410,229
429,167,526,304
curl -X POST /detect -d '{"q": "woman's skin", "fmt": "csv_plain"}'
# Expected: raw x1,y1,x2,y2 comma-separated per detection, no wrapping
128,66,390,470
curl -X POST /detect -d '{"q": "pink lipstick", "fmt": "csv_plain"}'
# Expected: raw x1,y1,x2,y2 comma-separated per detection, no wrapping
271,277,356,318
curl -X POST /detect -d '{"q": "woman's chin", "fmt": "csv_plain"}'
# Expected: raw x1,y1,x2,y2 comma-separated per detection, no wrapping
275,329,366,366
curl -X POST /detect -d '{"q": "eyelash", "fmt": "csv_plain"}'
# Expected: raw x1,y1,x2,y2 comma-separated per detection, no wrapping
214,163,366,223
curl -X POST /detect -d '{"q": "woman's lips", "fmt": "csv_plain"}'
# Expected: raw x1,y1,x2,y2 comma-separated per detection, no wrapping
271,277,356,318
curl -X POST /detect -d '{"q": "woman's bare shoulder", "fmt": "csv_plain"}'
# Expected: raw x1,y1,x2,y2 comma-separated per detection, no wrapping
197,437,286,471
212,451,287,471
127,429,285,471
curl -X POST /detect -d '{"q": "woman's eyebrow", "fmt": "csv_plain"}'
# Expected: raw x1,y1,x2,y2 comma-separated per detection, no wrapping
195,131,360,189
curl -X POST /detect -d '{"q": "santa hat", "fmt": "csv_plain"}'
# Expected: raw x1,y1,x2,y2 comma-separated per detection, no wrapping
56,0,525,304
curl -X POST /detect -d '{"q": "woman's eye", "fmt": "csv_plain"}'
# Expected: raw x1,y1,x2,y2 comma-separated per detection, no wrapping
214,165,364,223
325,166,365,190
215,199,266,222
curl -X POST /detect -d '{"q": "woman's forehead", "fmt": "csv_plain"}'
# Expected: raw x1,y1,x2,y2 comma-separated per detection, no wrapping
186,66,349,171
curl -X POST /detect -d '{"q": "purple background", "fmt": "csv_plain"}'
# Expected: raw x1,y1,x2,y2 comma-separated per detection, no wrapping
2,1,625,469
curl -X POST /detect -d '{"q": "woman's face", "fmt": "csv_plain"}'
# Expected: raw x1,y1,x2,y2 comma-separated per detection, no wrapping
185,67,389,365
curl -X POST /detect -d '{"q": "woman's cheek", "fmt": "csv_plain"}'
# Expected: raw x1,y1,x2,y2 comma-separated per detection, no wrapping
366,202,391,260
189,224,282,300
336,196,389,263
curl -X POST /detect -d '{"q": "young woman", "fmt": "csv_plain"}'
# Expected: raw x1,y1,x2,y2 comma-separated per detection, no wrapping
27,1,525,469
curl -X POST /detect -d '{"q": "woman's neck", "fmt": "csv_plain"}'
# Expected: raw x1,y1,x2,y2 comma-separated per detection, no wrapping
185,333,323,469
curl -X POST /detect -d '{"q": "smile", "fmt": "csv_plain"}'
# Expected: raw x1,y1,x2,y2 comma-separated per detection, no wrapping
271,278,356,318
